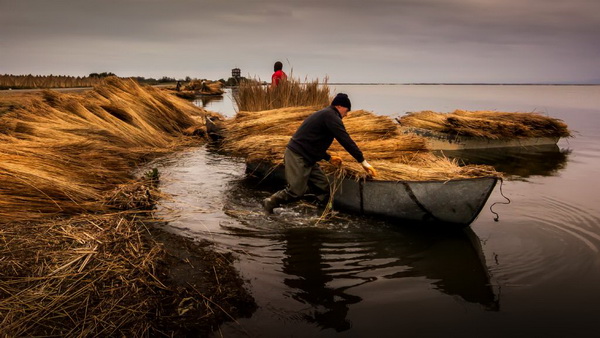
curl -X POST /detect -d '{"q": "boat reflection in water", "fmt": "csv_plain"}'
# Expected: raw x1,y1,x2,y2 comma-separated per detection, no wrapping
224,174,500,333
193,94,223,108
275,223,499,332
436,144,571,179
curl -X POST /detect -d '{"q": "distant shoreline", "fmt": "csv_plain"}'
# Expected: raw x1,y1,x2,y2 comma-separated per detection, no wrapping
328,83,600,86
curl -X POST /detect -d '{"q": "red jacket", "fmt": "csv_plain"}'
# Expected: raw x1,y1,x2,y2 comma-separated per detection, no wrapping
271,70,287,87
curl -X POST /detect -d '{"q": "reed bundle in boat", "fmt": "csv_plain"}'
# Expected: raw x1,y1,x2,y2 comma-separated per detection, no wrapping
222,107,499,181
398,109,571,139
183,80,224,95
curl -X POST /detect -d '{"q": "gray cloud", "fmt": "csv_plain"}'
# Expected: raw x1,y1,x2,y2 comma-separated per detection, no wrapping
1,0,599,83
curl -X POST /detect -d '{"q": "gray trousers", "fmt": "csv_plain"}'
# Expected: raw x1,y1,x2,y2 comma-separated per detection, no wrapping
269,148,330,206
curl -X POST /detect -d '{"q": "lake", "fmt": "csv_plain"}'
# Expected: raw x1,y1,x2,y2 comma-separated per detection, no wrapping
151,85,600,337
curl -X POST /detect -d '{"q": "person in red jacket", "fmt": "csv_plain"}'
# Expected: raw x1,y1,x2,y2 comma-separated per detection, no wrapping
263,93,377,214
271,61,287,88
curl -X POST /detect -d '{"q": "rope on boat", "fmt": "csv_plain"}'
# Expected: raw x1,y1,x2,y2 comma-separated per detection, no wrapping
489,178,511,221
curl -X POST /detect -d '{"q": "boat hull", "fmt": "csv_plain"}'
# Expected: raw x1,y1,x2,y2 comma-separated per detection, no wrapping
400,126,560,150
246,162,498,228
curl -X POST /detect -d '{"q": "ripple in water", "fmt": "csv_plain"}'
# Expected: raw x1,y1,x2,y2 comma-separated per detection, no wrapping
488,195,600,286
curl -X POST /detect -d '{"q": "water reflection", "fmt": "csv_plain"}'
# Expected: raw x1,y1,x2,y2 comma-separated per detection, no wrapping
436,144,571,179
193,94,223,108
282,228,362,332
387,227,499,311
221,177,500,331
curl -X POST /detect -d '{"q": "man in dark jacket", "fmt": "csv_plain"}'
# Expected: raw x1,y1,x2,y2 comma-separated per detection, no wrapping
263,93,377,214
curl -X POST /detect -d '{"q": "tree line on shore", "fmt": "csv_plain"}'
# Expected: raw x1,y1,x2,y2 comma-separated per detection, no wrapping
1,73,249,90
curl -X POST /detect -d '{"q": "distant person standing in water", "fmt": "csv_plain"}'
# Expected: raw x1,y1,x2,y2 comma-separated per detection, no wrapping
271,61,287,88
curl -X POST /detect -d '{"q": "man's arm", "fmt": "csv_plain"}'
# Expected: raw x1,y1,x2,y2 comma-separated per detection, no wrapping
325,115,365,163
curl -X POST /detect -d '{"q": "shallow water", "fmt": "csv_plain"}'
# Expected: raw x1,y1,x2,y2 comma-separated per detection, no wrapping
153,85,600,337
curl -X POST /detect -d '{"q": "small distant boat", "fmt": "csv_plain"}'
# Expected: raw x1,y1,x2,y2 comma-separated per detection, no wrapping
246,162,498,228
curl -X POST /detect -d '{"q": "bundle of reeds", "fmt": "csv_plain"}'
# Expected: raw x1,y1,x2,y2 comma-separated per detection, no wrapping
233,76,330,112
184,80,224,95
0,77,207,223
398,109,571,139
221,107,498,181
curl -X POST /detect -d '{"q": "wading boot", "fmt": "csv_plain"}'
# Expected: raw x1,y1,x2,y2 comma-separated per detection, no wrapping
263,197,278,215
263,191,289,215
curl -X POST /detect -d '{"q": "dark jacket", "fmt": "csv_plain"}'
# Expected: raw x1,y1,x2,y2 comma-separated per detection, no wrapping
287,105,364,165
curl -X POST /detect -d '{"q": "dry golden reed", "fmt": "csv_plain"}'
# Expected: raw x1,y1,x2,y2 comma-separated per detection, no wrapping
0,215,165,336
233,75,330,112
398,109,571,139
221,107,499,181
0,77,253,336
183,79,225,95
0,77,207,223
0,74,103,89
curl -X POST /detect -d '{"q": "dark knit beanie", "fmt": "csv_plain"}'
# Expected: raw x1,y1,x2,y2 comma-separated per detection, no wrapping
331,93,351,110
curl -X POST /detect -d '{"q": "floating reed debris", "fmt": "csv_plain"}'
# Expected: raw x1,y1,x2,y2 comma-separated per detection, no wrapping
233,75,330,112
0,76,207,223
222,107,499,181
398,109,571,139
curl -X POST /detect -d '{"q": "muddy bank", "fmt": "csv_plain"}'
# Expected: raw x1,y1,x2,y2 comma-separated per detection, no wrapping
148,223,256,335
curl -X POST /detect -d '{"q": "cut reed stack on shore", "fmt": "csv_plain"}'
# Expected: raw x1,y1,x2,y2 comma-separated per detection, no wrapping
0,77,206,223
1,78,254,335
233,76,330,112
398,109,571,139
222,107,499,181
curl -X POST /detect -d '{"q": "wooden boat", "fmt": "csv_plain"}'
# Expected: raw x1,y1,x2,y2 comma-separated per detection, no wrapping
246,161,498,228
399,126,560,150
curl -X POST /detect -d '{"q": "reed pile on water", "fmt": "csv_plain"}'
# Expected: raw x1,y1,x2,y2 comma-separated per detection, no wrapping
233,76,330,112
0,77,206,223
398,109,571,139
222,107,499,181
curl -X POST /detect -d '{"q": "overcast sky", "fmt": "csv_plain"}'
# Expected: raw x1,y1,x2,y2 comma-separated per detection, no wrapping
2,0,600,83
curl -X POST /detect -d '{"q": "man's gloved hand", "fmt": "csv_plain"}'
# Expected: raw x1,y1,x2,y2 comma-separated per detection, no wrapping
361,160,377,177
330,155,343,167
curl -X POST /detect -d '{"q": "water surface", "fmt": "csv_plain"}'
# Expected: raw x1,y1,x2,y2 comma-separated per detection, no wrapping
155,85,600,337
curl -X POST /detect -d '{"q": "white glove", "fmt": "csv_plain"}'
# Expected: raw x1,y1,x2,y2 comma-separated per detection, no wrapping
361,160,377,177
